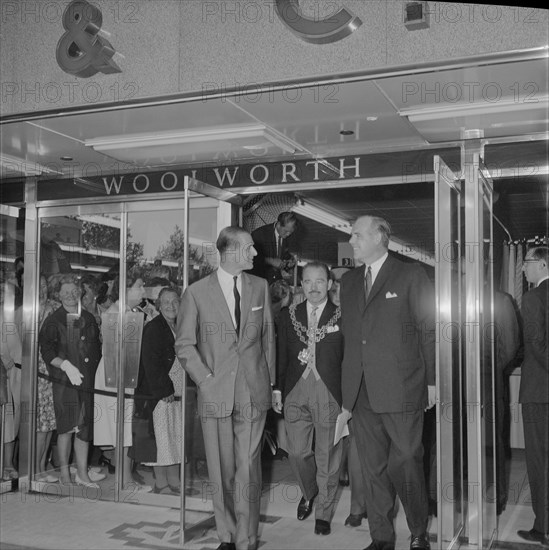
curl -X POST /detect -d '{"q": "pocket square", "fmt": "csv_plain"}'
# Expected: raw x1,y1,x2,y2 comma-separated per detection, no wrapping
327,325,339,333
385,292,398,299
252,306,263,311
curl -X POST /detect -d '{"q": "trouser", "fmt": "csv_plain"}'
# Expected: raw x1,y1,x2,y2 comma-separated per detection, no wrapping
284,375,342,522
353,378,428,543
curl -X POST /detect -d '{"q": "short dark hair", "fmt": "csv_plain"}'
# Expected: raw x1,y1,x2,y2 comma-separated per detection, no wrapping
80,274,100,294
355,215,391,249
277,212,297,227
216,226,250,255
302,261,330,280
146,277,172,288
528,246,549,265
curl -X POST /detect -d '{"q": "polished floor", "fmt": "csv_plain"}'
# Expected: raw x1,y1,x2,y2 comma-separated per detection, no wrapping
0,448,542,550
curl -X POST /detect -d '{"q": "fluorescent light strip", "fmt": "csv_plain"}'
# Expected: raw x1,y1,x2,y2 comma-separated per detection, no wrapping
401,96,549,123
58,243,120,259
85,125,298,154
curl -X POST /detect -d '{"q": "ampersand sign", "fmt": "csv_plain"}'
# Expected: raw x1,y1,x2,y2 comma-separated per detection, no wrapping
56,0,121,78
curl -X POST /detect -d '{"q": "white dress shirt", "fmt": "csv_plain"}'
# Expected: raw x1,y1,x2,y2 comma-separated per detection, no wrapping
217,267,241,329
365,252,389,287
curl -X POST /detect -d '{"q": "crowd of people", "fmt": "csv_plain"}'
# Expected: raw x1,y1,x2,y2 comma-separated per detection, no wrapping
0,263,186,494
0,213,547,550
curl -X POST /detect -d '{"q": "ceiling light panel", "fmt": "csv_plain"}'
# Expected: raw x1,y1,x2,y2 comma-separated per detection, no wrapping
85,124,303,165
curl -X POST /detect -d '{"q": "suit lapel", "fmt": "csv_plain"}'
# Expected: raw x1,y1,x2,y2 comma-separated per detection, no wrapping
317,301,335,326
365,256,391,307
353,264,368,314
239,273,253,337
297,301,308,328
208,272,235,331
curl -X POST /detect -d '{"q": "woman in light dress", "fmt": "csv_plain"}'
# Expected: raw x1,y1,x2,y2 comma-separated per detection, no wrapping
93,274,146,489
136,287,183,493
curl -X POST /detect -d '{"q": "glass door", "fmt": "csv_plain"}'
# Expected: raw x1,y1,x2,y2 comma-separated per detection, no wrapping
434,156,465,548
32,204,122,502
464,149,497,548
1,204,24,494
27,177,240,542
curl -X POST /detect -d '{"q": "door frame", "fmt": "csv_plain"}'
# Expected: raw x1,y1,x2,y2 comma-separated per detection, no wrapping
17,177,239,540
434,155,465,548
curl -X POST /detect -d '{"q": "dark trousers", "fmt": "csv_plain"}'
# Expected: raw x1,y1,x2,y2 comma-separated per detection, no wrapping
522,402,549,534
348,420,369,516
353,378,428,542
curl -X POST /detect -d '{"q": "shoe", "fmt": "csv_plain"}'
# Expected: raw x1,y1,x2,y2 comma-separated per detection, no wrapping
132,469,146,485
517,529,549,546
217,543,236,550
69,466,104,477
74,474,100,489
151,484,170,494
35,473,59,483
122,482,152,492
88,470,106,482
98,454,115,474
364,541,395,550
69,467,105,482
297,494,316,521
410,533,431,550
168,484,181,495
339,472,350,486
345,512,367,527
314,519,331,535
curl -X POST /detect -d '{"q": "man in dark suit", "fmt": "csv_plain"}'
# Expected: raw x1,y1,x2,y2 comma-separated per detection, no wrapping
340,215,435,550
274,262,343,536
175,226,276,550
517,246,549,547
250,212,299,283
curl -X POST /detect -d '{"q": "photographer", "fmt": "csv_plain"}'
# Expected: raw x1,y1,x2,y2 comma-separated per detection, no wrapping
249,212,300,284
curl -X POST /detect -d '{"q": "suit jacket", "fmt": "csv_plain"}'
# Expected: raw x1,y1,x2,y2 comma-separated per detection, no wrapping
519,278,549,404
340,255,435,414
39,306,101,436
136,313,176,412
175,270,275,418
277,300,343,406
249,223,299,281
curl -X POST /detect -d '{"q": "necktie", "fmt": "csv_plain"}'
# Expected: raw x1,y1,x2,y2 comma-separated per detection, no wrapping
364,266,372,303
233,276,241,335
302,306,321,381
278,235,284,259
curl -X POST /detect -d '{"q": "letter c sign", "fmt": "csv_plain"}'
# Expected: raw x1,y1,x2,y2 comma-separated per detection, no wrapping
275,0,362,44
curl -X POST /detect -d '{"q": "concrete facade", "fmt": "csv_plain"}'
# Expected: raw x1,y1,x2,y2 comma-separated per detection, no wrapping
1,0,547,116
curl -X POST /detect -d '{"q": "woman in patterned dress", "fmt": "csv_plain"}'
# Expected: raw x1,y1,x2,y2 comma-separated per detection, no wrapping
35,274,59,482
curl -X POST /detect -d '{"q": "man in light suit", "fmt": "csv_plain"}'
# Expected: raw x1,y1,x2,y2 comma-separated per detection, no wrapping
175,226,276,550
517,246,549,548
340,215,436,550
274,262,343,536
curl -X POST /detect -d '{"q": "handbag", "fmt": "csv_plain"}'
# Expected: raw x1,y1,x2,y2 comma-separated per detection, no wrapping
128,399,157,463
